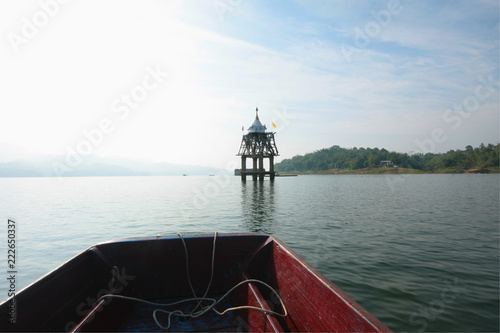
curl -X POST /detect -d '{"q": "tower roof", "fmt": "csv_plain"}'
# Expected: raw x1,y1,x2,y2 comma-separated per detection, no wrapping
248,108,267,133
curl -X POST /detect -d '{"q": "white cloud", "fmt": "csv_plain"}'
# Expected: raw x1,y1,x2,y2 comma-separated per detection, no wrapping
0,0,497,168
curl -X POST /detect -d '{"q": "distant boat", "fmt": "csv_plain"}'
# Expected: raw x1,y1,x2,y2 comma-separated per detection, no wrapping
0,233,390,332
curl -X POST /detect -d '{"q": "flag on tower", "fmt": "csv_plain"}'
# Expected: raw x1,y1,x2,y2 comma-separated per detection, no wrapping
272,122,276,129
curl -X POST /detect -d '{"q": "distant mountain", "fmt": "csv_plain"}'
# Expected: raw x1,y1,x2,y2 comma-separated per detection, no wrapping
0,143,37,163
0,154,225,177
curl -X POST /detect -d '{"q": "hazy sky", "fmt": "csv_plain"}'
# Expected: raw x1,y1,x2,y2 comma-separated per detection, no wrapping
1,0,498,168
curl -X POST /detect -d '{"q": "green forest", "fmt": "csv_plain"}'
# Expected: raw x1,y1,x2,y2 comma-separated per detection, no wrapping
275,143,500,174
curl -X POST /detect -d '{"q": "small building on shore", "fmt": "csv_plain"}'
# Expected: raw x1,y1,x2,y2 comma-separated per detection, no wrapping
380,161,394,168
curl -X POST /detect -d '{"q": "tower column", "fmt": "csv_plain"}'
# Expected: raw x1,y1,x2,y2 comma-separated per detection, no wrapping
252,157,258,181
259,156,264,181
269,155,275,181
241,156,246,180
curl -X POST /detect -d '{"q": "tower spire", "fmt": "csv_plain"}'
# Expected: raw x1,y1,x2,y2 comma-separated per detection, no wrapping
255,107,259,120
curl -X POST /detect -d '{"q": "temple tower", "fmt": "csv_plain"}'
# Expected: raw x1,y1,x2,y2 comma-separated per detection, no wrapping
237,108,279,181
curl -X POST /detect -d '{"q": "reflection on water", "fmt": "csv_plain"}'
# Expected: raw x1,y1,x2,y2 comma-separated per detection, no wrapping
241,180,276,233
1,175,498,332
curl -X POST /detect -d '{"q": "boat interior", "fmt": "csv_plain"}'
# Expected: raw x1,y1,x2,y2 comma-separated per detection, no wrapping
2,233,388,332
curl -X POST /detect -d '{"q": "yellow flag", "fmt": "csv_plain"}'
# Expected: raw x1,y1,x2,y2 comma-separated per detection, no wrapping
272,122,276,128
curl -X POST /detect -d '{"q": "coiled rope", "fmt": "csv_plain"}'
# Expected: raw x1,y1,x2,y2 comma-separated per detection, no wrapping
95,232,287,331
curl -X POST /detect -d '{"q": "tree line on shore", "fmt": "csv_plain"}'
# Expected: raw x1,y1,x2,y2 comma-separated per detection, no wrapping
275,143,499,173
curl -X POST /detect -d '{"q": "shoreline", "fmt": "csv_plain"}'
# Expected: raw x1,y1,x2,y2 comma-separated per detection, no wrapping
279,167,500,175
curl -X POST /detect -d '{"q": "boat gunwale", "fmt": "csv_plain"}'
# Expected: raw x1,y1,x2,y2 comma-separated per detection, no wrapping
268,235,391,332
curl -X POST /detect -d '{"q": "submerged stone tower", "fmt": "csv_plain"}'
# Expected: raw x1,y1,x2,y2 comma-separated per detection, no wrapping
237,108,279,181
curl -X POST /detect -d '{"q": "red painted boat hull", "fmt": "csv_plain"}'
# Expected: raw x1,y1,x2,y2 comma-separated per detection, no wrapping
0,233,391,332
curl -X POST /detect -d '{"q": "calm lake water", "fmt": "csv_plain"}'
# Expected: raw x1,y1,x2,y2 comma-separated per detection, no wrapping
0,174,498,332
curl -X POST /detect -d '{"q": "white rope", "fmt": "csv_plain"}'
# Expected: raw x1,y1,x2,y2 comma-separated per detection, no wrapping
177,232,217,314
177,232,197,299
94,233,287,331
